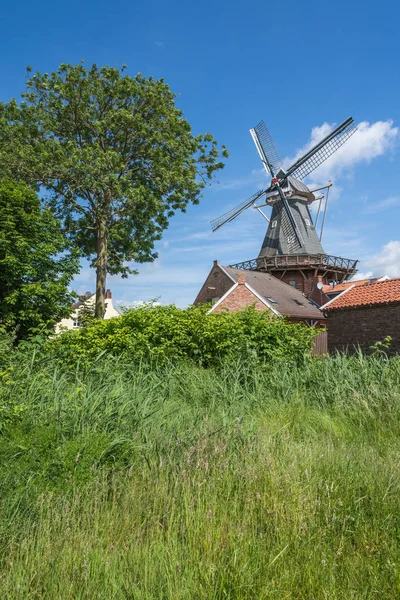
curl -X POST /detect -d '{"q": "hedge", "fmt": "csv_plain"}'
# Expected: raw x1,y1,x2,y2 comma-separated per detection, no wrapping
46,304,317,367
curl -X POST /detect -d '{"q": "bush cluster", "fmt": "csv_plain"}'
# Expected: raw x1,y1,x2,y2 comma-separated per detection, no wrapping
46,304,317,367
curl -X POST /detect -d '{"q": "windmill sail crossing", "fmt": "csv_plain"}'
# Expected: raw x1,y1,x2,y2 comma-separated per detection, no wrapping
210,116,357,257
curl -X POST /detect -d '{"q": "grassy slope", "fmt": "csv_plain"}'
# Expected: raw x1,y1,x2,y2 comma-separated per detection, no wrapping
1,354,400,598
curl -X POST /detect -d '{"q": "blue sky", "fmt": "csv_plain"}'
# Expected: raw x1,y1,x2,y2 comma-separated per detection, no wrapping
2,0,400,307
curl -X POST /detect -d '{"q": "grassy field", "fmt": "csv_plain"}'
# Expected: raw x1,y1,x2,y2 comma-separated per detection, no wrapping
1,353,400,598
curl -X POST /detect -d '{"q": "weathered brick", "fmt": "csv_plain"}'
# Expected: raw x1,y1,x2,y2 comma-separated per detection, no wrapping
326,303,400,355
212,280,267,313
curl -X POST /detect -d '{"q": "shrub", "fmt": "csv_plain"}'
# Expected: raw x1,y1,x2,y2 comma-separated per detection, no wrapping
45,304,317,367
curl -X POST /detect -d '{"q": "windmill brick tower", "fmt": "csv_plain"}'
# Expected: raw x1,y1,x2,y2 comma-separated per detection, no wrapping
211,117,359,299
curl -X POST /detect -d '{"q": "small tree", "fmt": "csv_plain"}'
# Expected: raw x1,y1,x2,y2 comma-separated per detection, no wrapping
0,179,79,340
0,63,228,318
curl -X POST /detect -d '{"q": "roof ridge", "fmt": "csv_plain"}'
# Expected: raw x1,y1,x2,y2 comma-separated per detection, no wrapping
324,277,400,311
363,277,400,284
224,265,303,292
222,266,322,318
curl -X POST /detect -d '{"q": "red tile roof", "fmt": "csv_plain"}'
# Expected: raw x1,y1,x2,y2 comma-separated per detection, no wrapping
322,278,375,295
324,278,400,310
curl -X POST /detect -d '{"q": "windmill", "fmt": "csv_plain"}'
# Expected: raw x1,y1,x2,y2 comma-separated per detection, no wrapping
211,117,359,295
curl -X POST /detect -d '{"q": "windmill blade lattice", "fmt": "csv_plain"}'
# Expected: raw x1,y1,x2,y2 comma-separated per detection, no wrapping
252,120,283,176
286,117,357,181
210,189,267,232
276,199,303,253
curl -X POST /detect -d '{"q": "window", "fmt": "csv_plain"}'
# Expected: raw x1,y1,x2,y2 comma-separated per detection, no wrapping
271,220,277,228
265,296,278,304
287,235,295,245
305,218,310,226
291,298,304,306
289,281,296,288
72,318,79,328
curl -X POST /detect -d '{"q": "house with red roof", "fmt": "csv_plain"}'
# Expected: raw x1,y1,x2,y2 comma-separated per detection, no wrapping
322,276,389,301
323,278,400,355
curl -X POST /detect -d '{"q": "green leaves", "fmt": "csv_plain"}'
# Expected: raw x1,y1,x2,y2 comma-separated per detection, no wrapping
46,304,316,367
0,179,79,340
0,63,228,317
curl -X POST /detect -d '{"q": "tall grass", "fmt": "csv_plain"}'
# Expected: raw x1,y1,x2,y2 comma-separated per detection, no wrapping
1,354,400,598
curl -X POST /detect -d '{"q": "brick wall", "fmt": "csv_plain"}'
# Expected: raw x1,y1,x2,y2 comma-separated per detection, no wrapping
194,261,233,305
279,270,329,296
327,303,400,355
194,262,331,306
212,279,270,313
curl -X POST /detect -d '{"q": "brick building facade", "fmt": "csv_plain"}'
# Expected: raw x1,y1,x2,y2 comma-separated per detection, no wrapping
326,304,400,355
278,269,323,296
195,260,325,327
211,273,271,314
324,278,400,355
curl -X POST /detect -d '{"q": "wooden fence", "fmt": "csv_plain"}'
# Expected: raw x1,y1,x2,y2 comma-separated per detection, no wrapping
311,330,328,356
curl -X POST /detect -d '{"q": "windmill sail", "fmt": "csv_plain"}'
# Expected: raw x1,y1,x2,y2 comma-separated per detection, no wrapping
286,117,357,181
251,120,283,176
211,114,357,262
275,190,304,249
250,120,303,248
210,189,267,232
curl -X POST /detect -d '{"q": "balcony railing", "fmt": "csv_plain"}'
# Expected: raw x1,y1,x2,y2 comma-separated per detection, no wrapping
228,254,358,273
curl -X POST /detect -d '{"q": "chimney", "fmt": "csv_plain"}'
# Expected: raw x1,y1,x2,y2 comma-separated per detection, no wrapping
237,273,246,285
105,289,112,299
213,259,220,267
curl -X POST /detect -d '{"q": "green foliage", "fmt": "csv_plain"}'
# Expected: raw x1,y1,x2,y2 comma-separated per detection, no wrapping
0,179,79,340
370,334,392,357
46,304,316,367
77,298,97,328
0,354,400,597
0,63,228,317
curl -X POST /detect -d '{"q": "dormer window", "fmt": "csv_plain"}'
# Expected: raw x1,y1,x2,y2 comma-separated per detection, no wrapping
305,218,310,226
292,298,304,306
271,220,277,228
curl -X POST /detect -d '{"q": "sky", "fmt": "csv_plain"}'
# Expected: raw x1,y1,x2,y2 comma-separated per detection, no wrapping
1,0,400,308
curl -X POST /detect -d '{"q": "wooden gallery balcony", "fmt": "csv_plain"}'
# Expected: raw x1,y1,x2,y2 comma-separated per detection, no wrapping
228,254,358,282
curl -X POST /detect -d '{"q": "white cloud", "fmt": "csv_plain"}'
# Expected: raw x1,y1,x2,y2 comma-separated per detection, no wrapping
364,195,400,214
361,241,400,278
352,271,373,280
286,120,399,183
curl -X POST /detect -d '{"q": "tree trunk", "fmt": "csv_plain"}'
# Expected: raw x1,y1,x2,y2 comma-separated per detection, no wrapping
95,220,108,319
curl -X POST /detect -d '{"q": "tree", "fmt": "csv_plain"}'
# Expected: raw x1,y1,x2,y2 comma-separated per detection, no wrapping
0,179,79,340
0,63,228,318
